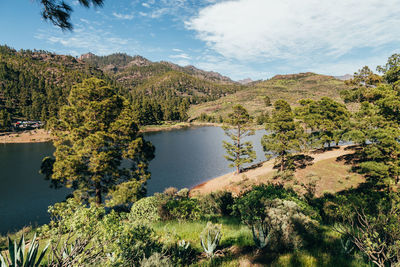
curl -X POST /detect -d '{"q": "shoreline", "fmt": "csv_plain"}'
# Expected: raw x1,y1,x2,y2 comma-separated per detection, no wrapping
0,121,264,144
0,122,225,144
0,129,52,144
190,145,363,197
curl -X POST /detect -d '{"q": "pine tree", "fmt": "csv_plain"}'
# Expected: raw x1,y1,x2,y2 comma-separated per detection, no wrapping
40,78,154,205
222,105,256,174
262,100,305,172
297,97,350,148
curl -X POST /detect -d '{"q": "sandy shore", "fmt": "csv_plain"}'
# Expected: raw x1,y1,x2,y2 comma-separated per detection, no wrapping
190,146,359,196
0,129,52,144
0,122,224,144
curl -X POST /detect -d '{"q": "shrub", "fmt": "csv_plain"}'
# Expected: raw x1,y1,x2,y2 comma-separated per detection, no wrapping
196,191,234,219
129,196,160,223
108,222,161,266
167,240,197,266
234,184,320,251
164,187,178,197
164,198,201,221
176,188,189,199
265,199,319,251
105,180,143,208
140,253,173,267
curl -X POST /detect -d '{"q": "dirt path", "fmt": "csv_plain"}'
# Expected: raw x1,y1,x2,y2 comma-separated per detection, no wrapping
190,146,356,196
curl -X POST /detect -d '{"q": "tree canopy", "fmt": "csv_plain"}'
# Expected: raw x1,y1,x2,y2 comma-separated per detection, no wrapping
297,97,350,148
262,100,305,172
38,0,104,30
222,105,256,174
41,78,154,204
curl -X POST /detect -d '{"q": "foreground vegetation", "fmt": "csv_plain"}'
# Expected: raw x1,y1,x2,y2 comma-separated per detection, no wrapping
2,52,400,266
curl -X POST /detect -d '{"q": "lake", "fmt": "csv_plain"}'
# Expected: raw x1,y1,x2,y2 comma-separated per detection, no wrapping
0,126,266,234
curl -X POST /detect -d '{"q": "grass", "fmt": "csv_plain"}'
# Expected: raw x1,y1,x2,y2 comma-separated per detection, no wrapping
294,157,365,196
151,217,254,252
1,214,372,266
151,218,370,266
189,73,355,121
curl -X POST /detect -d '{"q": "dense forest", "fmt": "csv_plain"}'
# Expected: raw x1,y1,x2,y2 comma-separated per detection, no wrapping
0,46,243,131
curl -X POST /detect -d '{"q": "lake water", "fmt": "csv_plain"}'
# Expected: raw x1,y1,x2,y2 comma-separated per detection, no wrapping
0,126,266,234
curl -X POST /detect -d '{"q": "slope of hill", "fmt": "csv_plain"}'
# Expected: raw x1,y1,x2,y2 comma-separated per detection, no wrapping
81,53,243,103
0,46,245,130
0,45,111,126
189,72,351,120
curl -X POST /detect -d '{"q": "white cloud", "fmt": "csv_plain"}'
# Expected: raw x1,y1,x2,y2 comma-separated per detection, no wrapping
186,0,400,62
170,53,191,60
112,12,134,20
35,23,140,56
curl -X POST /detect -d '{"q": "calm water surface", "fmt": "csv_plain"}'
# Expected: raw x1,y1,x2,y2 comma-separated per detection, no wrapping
0,126,266,233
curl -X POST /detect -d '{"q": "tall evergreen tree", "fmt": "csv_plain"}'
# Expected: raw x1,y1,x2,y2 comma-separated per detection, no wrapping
222,105,256,174
262,100,305,172
297,97,350,148
40,78,154,204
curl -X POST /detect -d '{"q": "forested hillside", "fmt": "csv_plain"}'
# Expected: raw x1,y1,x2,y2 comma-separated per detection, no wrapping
0,45,113,130
0,47,243,130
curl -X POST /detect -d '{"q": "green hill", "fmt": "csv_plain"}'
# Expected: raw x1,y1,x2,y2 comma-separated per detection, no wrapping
189,72,351,120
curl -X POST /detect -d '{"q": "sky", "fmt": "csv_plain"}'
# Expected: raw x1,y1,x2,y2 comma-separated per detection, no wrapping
1,0,400,80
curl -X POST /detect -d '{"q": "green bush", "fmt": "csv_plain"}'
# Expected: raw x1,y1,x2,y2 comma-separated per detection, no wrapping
129,196,160,223
108,222,161,266
233,184,320,251
266,199,320,251
140,253,173,267
166,239,197,266
164,198,201,221
196,191,234,219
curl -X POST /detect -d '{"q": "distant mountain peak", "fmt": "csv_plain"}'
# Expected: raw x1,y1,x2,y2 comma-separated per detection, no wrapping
271,72,316,80
127,55,151,67
237,78,253,85
334,74,353,81
79,52,95,60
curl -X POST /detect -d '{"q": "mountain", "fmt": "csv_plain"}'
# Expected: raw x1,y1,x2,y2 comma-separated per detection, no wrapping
189,72,351,120
0,46,244,130
237,78,253,85
334,74,353,81
80,53,243,103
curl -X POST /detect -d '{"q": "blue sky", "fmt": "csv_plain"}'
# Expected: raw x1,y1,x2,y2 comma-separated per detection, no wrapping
1,0,400,80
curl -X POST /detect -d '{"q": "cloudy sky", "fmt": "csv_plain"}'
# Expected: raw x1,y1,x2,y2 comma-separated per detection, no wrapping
1,0,399,80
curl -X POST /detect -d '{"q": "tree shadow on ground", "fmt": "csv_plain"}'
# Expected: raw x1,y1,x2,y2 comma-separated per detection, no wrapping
248,226,366,267
272,154,315,172
312,145,341,154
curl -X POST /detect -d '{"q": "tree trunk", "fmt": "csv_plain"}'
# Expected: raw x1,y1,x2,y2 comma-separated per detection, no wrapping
280,153,285,172
236,125,241,174
95,182,102,205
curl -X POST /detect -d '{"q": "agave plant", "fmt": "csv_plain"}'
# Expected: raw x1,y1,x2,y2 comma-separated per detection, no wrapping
200,222,222,258
0,234,49,267
340,236,355,255
251,222,271,249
